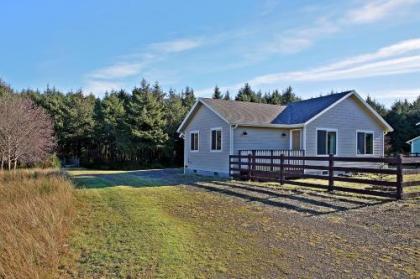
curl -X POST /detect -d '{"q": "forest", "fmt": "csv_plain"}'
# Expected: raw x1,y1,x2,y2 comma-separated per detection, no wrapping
0,78,419,169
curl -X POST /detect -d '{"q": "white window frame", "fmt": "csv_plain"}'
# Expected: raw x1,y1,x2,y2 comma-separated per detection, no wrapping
356,130,374,156
190,130,199,152
315,128,338,156
210,127,223,152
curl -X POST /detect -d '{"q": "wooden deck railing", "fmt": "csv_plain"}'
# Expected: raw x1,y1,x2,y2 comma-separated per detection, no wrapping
229,154,420,199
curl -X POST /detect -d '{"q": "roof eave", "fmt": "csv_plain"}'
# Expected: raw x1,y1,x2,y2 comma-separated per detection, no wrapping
237,123,304,129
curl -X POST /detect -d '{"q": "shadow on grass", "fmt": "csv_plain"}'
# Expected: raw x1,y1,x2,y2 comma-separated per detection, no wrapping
190,180,393,216
69,168,393,216
69,168,225,189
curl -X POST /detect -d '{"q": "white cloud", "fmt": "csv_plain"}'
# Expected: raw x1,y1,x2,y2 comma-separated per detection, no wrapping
84,37,203,95
89,63,144,79
346,0,418,24
260,18,340,55
197,38,420,95
366,88,419,100
149,38,203,53
250,0,419,59
84,80,123,96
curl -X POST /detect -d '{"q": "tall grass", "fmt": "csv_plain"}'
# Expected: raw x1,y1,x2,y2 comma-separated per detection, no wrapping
0,169,74,279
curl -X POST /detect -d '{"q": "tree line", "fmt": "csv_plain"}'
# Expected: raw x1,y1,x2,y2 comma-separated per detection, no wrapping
0,78,418,169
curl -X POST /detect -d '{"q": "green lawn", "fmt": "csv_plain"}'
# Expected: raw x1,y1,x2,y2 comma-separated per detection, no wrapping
64,170,287,278
63,169,419,278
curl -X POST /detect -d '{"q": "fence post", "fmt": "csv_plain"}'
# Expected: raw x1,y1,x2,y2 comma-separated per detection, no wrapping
237,153,241,179
229,155,231,177
328,153,334,192
280,154,284,185
270,150,274,172
396,154,403,199
248,154,252,180
252,150,256,179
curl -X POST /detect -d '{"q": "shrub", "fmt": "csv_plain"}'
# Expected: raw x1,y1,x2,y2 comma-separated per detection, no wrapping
0,169,74,278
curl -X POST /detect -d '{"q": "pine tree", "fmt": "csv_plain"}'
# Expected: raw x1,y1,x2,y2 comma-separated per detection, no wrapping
281,86,300,105
127,79,168,163
366,96,387,117
223,90,231,100
235,83,258,102
212,86,223,99
182,86,196,109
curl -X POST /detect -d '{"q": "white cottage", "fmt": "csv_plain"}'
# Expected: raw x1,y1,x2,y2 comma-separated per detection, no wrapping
177,91,393,177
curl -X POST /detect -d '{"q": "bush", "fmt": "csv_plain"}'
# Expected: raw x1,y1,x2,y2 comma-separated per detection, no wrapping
0,169,74,278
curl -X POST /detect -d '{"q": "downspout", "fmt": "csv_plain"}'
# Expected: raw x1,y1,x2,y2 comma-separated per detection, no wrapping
179,133,186,174
230,124,238,155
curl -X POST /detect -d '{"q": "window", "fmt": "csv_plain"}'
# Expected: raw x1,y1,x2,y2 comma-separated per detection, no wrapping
190,131,199,151
211,128,222,151
357,131,373,155
317,129,337,155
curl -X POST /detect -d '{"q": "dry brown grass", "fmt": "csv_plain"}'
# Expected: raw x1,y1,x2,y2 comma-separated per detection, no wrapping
0,169,74,279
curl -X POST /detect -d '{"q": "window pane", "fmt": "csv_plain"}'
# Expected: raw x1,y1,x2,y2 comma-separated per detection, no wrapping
191,133,198,151
217,130,221,150
211,130,216,150
366,133,373,154
317,130,327,155
327,132,337,155
195,134,199,150
357,132,365,154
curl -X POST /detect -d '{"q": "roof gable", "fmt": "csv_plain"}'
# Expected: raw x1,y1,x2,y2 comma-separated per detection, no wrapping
201,98,286,125
273,91,351,124
177,90,393,133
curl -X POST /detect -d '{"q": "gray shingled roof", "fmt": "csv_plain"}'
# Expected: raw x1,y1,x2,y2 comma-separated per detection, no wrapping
200,98,286,125
200,91,353,126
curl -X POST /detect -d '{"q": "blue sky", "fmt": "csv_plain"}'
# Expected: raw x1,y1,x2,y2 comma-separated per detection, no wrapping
1,0,420,106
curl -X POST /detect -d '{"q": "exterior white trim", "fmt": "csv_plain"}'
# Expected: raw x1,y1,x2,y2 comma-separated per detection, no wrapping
407,136,420,143
177,98,230,133
183,135,186,174
304,91,394,132
382,131,385,157
315,128,338,156
200,100,231,125
355,130,374,156
177,100,200,133
189,130,199,152
289,129,302,150
303,125,307,151
237,123,304,129
229,124,238,155
210,127,223,152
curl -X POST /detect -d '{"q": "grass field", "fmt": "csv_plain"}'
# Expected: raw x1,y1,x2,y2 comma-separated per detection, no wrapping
63,169,419,278
64,170,288,278
0,169,74,279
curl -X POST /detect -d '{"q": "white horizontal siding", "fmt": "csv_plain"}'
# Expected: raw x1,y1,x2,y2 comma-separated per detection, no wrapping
184,104,230,174
305,95,385,157
233,127,290,153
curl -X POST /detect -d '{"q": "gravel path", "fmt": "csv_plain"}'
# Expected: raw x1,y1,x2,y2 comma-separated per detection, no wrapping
189,179,420,278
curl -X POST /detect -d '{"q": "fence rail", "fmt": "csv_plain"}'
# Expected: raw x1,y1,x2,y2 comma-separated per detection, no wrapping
229,153,420,199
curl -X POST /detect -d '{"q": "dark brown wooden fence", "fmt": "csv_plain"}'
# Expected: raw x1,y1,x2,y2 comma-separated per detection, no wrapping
229,153,420,199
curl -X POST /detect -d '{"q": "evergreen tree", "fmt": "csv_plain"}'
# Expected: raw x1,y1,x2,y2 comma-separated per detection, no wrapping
127,79,168,163
265,89,282,105
182,86,196,109
281,86,300,104
366,96,388,117
223,90,231,100
235,83,258,102
212,86,223,99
